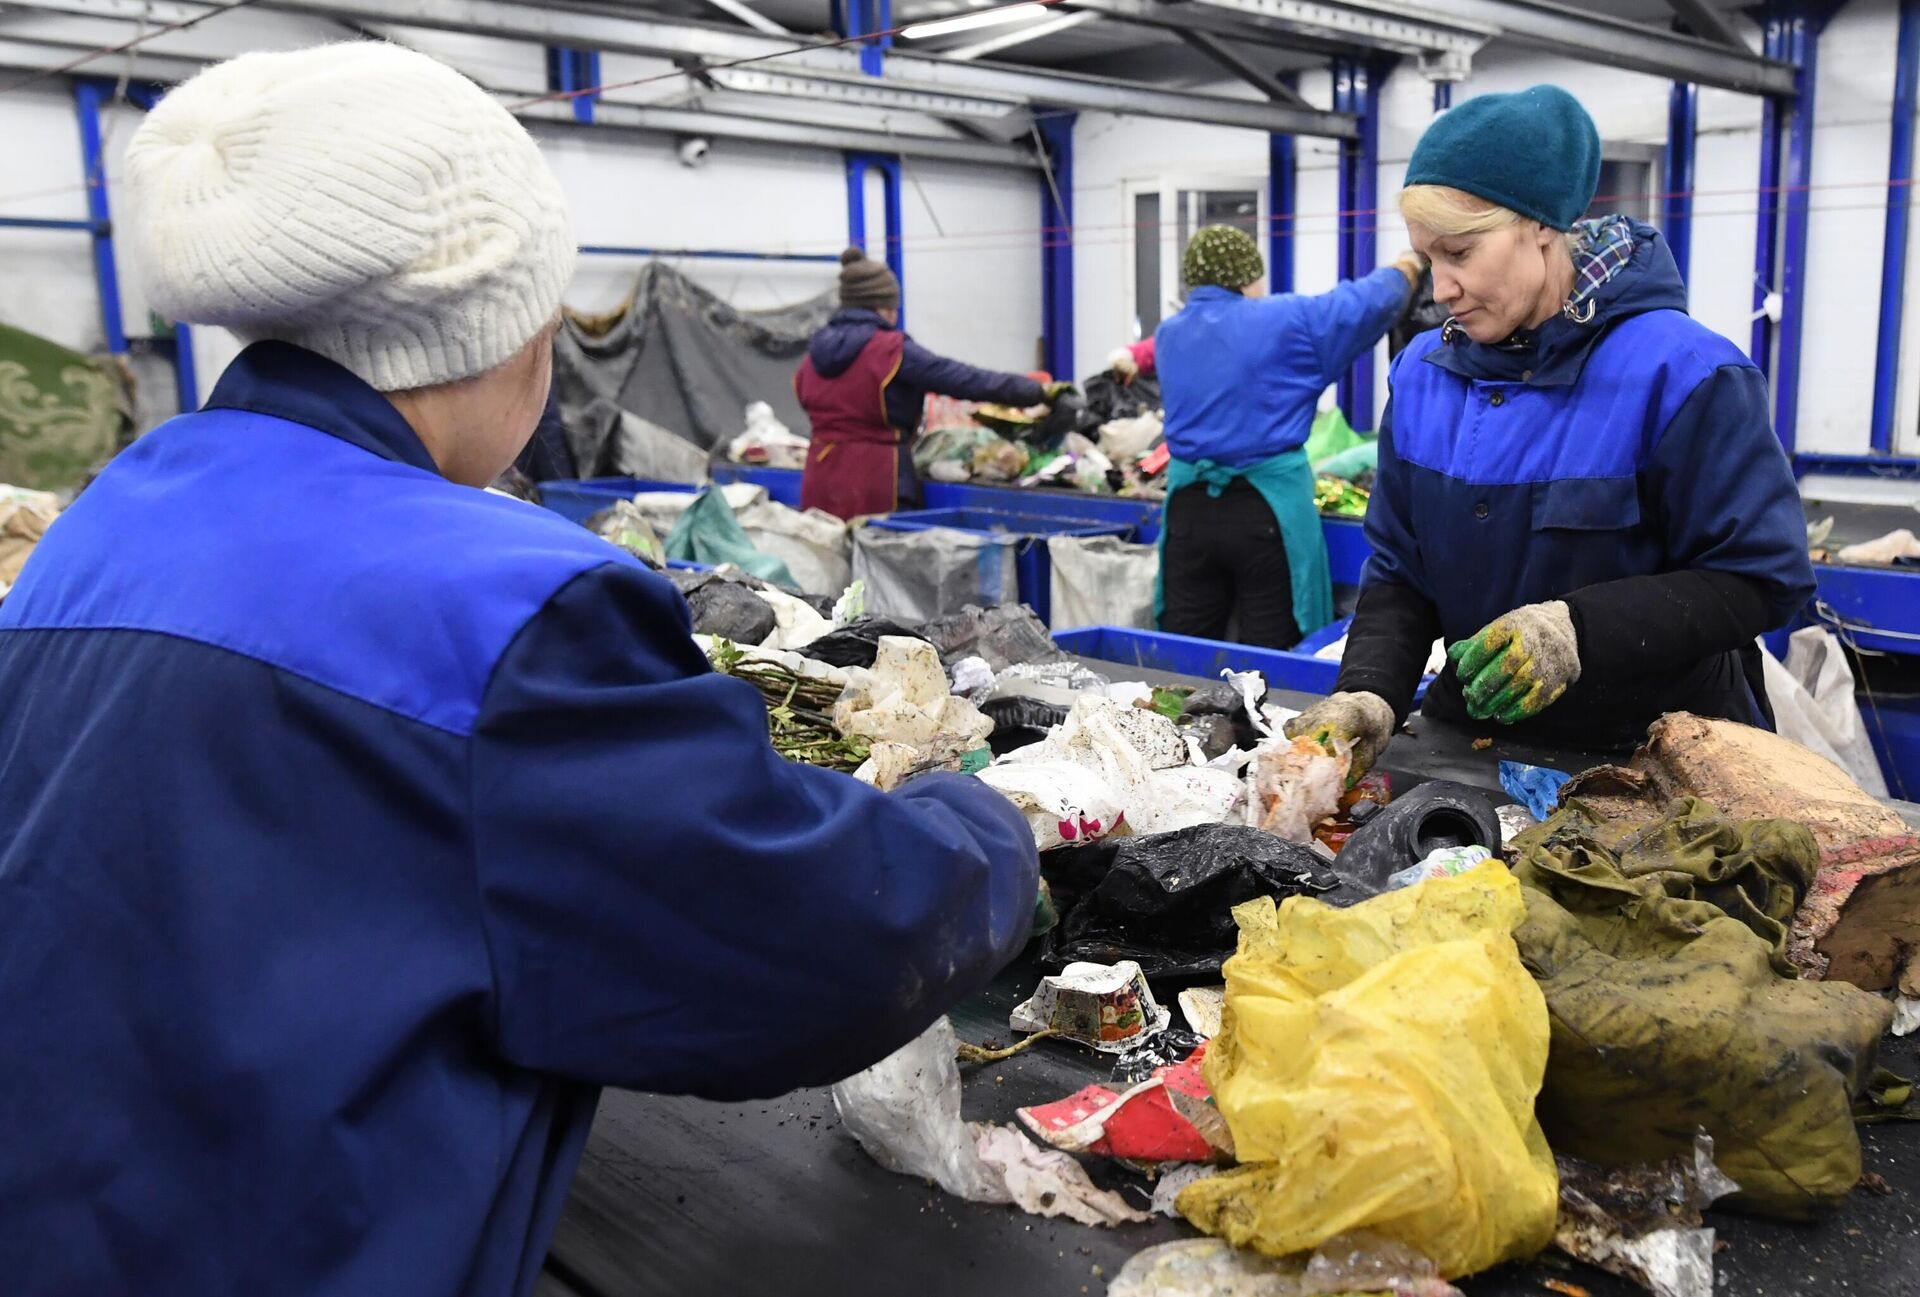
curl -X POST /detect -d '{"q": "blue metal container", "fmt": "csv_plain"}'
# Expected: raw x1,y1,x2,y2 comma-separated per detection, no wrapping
708,464,804,507
536,479,695,524
866,508,1128,625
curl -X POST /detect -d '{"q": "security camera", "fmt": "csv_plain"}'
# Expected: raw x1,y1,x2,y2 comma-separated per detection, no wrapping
678,137,712,168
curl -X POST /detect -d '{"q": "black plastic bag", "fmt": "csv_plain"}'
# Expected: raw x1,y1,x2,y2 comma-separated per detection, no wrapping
1333,779,1502,897
920,603,1063,672
1040,824,1360,979
1176,712,1238,762
1082,371,1163,422
1181,680,1264,753
802,615,928,668
1389,270,1452,358
981,695,1069,756
684,579,776,645
1031,392,1103,444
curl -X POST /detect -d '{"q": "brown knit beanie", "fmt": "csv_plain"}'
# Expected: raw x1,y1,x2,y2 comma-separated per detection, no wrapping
839,246,900,310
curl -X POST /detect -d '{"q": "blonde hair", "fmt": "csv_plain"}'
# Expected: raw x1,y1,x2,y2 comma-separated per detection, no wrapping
1400,183,1579,257
1399,184,1519,236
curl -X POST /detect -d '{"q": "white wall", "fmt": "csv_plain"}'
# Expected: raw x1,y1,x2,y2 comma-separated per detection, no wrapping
897,158,1044,373
1067,1,1918,456
0,37,1039,422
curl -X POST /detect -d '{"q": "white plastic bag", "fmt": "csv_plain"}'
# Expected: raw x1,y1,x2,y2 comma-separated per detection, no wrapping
1047,533,1158,632
727,401,810,470
1759,628,1889,797
735,499,851,595
1246,735,1351,843
831,1019,1149,1226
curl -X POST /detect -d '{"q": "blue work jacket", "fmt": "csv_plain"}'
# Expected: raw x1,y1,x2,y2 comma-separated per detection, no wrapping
1156,268,1411,468
1364,221,1816,741
0,343,1037,1297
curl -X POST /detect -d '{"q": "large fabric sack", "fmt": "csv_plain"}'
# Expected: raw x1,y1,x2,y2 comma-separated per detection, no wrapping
1047,534,1156,631
1510,803,1894,1219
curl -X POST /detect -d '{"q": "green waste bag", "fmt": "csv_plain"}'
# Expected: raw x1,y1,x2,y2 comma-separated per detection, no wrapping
663,488,796,587
1314,440,1378,481
1302,407,1364,468
1510,803,1895,1219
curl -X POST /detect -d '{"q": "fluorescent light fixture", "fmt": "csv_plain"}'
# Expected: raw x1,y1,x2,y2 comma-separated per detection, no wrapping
901,4,1049,40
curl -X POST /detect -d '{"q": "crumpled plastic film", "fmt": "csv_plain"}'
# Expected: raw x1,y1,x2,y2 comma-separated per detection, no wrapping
1179,862,1558,1279
830,1019,1149,1228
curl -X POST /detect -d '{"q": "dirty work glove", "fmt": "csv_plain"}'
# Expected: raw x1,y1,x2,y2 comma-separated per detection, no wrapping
1106,347,1139,384
1447,600,1581,724
1283,691,1396,782
1042,381,1077,402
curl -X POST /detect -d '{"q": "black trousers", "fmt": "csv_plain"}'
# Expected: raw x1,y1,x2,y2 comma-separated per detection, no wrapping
1160,479,1301,649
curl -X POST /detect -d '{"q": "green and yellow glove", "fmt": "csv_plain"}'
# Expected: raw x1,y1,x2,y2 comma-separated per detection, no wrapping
1447,600,1581,724
1042,381,1077,402
1282,690,1396,782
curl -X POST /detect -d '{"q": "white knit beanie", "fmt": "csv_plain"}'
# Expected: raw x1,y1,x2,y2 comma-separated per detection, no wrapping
125,42,576,392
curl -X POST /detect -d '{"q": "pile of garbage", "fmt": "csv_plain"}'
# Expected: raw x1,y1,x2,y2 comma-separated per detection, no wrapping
0,484,62,602
754,601,1920,1297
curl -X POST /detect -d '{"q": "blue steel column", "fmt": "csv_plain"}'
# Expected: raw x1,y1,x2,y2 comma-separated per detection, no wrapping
1664,82,1697,292
845,153,905,320
1037,112,1075,381
72,79,126,356
1268,133,1295,295
1773,11,1827,457
1342,60,1383,430
1333,60,1356,422
1752,19,1787,376
1871,0,1920,455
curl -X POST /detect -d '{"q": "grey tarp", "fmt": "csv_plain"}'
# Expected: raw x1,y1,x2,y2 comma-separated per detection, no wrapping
553,262,835,476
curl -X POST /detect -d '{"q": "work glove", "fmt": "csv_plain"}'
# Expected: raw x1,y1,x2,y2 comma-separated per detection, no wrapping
1042,381,1077,402
1390,249,1428,287
1283,690,1396,782
1447,599,1581,724
1106,346,1139,384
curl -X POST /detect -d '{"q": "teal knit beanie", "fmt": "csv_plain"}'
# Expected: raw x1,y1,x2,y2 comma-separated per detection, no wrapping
1404,85,1601,231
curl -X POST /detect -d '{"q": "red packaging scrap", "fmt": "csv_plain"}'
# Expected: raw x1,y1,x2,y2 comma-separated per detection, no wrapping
1016,1047,1227,1164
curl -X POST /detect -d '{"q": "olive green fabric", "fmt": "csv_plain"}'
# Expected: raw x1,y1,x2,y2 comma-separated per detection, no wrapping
1572,795,1817,975
1182,225,1264,291
1510,801,1895,1220
0,322,129,490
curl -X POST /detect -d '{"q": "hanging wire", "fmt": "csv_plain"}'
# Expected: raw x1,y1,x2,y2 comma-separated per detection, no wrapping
0,0,264,98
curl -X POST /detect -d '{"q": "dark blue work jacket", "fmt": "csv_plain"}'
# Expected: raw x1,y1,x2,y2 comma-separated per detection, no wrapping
1364,222,1816,743
0,343,1036,1296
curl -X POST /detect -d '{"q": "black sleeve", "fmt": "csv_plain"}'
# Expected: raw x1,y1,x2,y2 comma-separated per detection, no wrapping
1561,568,1778,687
1332,395,1443,726
1334,579,1442,727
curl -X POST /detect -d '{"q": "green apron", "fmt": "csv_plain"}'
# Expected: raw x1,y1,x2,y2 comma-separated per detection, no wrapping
1153,447,1333,638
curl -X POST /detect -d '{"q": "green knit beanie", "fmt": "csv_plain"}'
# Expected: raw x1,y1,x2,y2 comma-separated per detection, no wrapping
1183,225,1265,291
1405,85,1601,231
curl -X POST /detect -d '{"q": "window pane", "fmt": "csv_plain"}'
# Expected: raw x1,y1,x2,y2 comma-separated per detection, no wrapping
1134,191,1162,336
1175,189,1261,290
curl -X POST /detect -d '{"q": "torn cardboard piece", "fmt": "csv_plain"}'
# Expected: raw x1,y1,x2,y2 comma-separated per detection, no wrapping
1562,713,1920,994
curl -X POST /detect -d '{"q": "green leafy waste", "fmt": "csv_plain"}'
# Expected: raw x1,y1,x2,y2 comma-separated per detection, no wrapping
709,639,872,773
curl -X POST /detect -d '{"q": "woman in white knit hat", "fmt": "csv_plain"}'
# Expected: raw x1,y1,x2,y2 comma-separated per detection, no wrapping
0,43,1037,1297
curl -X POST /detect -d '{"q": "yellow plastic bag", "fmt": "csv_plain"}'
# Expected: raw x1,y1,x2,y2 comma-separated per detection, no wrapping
1180,861,1558,1279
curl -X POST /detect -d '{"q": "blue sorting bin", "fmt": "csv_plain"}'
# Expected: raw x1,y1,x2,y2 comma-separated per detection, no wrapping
709,463,804,507
866,507,1128,626
538,478,696,524
924,482,1161,540
1053,623,1430,703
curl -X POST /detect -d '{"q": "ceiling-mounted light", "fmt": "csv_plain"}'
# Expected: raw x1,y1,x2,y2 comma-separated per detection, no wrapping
901,3,1049,40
